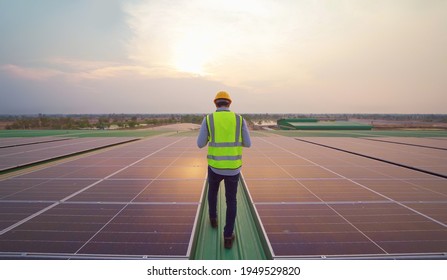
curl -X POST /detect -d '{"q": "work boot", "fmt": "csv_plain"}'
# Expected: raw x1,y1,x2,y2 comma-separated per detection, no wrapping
210,217,218,228
224,233,235,249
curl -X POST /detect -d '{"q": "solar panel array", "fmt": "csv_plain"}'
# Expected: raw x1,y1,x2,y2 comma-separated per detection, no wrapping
0,137,207,259
243,137,447,258
1,134,446,259
0,137,138,172
363,137,447,150
296,137,447,178
0,137,71,148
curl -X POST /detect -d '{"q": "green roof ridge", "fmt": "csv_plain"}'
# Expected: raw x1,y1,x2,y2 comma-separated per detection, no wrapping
190,177,271,260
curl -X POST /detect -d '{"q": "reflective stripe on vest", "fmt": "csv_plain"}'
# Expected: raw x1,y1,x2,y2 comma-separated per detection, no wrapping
206,111,243,170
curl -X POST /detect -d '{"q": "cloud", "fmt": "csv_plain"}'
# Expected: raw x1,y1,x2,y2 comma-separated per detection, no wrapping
121,0,447,99
1,0,446,114
1,64,62,81
123,0,294,86
2,59,171,83
0,60,233,114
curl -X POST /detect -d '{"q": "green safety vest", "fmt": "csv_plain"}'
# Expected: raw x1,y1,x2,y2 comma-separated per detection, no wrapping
206,111,243,170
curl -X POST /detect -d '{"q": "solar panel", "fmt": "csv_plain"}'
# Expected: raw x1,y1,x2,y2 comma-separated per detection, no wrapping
133,179,204,203
1,135,446,260
0,179,97,201
0,137,139,172
0,203,124,254
0,137,71,149
109,166,167,179
0,137,206,259
330,203,447,254
296,137,447,178
244,137,447,259
0,202,52,232
244,179,319,203
256,203,387,256
76,204,197,256
363,137,447,150
67,179,153,202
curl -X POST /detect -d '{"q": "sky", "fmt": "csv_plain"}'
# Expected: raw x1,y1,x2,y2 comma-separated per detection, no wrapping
0,0,446,114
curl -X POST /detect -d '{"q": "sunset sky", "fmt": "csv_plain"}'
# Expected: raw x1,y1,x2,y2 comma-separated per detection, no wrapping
1,0,446,114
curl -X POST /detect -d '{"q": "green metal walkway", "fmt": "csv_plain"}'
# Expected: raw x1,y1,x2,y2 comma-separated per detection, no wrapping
190,177,272,260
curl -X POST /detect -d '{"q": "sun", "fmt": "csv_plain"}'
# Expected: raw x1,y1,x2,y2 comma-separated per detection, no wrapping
171,32,214,76
173,50,207,76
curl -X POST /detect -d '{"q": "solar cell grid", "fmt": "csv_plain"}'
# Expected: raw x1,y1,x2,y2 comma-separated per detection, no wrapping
67,179,152,202
0,203,124,254
73,157,141,167
75,204,198,257
244,137,447,258
355,179,447,202
0,137,138,172
109,166,167,179
0,179,97,200
281,165,342,179
243,166,291,179
0,179,48,198
0,137,205,259
403,203,447,224
406,179,447,195
255,204,386,256
0,137,71,148
172,156,207,166
243,156,293,166
54,157,110,166
245,179,319,202
368,166,437,179
0,202,52,232
134,180,203,203
331,203,447,254
2,135,445,259
364,137,447,150
133,157,177,166
298,179,385,202
158,166,206,179
318,166,389,178
297,137,447,177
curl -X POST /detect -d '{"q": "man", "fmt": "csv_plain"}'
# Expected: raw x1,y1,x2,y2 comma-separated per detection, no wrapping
197,91,251,249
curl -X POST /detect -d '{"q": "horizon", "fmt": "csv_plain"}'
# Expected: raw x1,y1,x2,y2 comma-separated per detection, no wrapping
2,112,446,117
1,1,446,114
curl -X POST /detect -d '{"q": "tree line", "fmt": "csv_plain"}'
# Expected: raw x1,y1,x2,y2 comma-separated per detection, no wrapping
2,113,445,130
3,114,206,130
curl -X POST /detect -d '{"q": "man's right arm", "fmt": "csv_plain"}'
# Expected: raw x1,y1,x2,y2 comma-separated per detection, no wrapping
197,117,209,148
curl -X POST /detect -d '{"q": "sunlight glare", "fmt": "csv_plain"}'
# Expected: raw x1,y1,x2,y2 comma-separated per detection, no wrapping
171,31,215,76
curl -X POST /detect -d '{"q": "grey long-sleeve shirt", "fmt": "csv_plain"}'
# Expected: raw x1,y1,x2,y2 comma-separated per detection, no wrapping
197,107,251,176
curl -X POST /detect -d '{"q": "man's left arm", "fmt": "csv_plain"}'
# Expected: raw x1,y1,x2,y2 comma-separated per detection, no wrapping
241,119,251,148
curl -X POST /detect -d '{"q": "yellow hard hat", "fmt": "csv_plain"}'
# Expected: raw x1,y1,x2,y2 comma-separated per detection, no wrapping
214,91,232,104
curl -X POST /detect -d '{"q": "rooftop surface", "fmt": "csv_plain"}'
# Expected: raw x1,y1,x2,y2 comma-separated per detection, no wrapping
0,130,446,259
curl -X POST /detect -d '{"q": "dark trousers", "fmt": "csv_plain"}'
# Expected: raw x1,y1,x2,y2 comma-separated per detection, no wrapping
207,166,240,237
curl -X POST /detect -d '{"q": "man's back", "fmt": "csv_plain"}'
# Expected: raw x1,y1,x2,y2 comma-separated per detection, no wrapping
196,91,251,249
